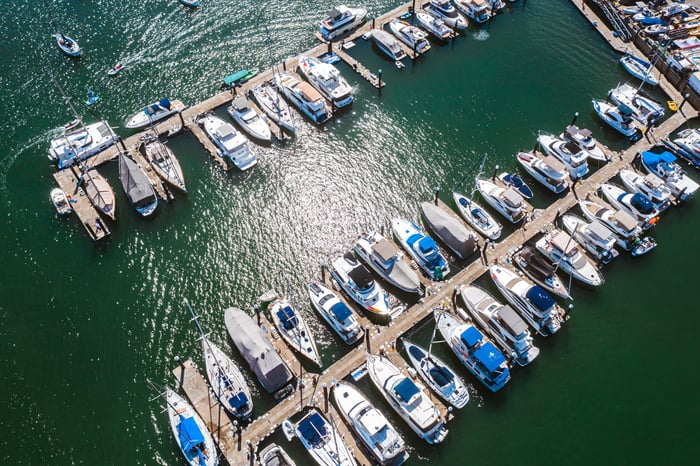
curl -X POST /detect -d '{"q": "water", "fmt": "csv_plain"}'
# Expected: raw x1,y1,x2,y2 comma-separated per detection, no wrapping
1,1,699,464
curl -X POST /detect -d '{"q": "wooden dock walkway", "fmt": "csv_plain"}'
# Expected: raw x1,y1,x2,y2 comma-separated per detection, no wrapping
53,167,110,241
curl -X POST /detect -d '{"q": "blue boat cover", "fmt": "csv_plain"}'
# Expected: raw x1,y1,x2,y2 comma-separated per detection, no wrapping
473,342,506,373
177,415,204,453
525,286,555,311
408,344,425,362
159,98,171,109
228,392,249,410
458,197,469,208
630,193,655,214
394,377,420,402
642,150,676,168
277,305,298,330
460,326,483,349
640,17,667,26
417,236,436,254
330,302,352,321
298,412,327,446
406,233,423,247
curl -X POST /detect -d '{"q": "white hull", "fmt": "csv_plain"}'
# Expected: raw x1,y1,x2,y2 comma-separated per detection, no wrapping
515,151,569,194
353,230,422,294
269,298,321,366
391,218,450,280
284,408,357,466
308,282,364,345
226,99,272,142
200,114,257,171
600,183,659,229
144,138,187,192
535,230,605,287
166,388,218,466
537,133,589,180
476,178,527,223
251,84,296,134
452,191,502,239
202,339,253,420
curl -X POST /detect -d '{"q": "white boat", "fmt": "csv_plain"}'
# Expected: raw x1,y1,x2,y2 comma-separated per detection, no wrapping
452,191,502,240
644,24,669,35
332,380,408,465
276,73,332,124
318,5,368,41
453,0,492,24
330,252,392,321
250,83,296,135
672,128,700,167
578,199,643,251
308,281,364,345
179,0,199,7
515,151,569,193
226,97,272,142
107,63,125,76
282,408,357,466
619,168,671,212
388,19,431,55
537,133,589,180
561,125,608,162
118,153,158,217
54,33,81,57
425,1,468,30
420,201,479,260
608,83,664,125
402,340,470,409
459,284,540,366
51,188,71,215
619,54,660,86
641,150,699,200
415,12,453,40
535,229,605,287
202,338,253,421
476,178,527,223
489,264,567,337
512,245,571,300
353,230,422,294
366,353,448,444
269,297,322,366
391,218,450,280
561,214,619,265
592,99,640,139
600,183,660,229
259,443,296,466
125,99,185,129
49,120,118,169
81,168,117,220
298,56,354,109
144,138,187,192
370,29,407,61
434,309,510,392
166,388,218,466
200,114,257,171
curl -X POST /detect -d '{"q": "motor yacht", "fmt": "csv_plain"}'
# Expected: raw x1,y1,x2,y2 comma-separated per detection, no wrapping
592,99,641,140
276,72,332,124
619,168,672,212
226,97,272,142
331,252,392,321
200,114,257,170
641,150,699,200
308,281,364,345
561,214,619,265
318,5,368,41
537,132,589,180
512,245,571,299
515,151,569,193
600,183,660,230
298,55,354,109
535,229,605,287
353,230,422,294
391,218,450,280
388,19,431,55
476,178,527,223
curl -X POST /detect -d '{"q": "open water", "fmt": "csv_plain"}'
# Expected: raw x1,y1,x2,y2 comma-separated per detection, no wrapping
1,0,699,464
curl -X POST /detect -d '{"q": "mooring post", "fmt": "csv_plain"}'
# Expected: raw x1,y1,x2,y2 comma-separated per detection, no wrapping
118,137,127,152
491,164,499,181
174,355,185,370
570,111,579,127
254,304,261,326
378,69,382,93
680,93,691,112
320,263,326,283
411,0,415,18
434,186,440,205
365,325,371,353
322,383,328,412
372,17,376,29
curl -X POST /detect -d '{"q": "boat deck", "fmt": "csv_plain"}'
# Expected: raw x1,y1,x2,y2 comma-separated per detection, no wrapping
53,166,110,241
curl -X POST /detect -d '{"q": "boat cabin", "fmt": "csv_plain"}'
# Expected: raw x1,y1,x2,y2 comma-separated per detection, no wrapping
459,326,483,350
609,209,639,235
525,286,555,315
371,238,398,269
393,377,421,404
497,306,529,337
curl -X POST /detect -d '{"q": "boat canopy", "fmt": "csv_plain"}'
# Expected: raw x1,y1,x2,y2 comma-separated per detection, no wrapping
521,247,556,275
612,210,639,232
588,221,613,242
499,305,528,336
358,409,386,436
473,342,506,373
147,99,171,115
229,392,249,410
372,238,396,262
223,70,255,86
417,236,437,254
543,155,566,172
460,326,482,349
348,264,373,290
429,365,454,387
177,415,204,452
277,305,298,331
525,286,555,312
630,193,655,214
330,302,352,321
550,231,576,254
618,103,634,116
502,188,523,208
408,344,425,362
642,150,676,168
232,97,251,111
393,377,420,403
119,154,156,208
298,412,327,447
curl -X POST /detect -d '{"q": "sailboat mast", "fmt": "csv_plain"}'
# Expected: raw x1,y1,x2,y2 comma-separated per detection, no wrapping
47,68,82,125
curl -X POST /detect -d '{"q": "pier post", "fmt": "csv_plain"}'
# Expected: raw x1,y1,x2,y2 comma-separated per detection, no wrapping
321,263,326,283
434,186,440,205
491,165,499,181
378,69,382,93
411,0,415,19
178,111,185,129
254,304,261,326
118,137,128,152
372,17,375,29
282,60,287,71
365,325,371,353
174,355,185,370
570,111,579,127
327,41,332,54
680,93,691,113
322,383,328,412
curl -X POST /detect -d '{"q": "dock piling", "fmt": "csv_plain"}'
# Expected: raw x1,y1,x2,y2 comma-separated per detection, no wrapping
378,69,382,94
491,165,499,181
254,304,260,326
570,111,579,126
434,186,440,205
365,325,371,353
322,383,328,412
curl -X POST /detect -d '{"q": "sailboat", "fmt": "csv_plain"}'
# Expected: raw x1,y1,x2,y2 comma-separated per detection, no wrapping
143,136,187,192
452,155,502,240
80,166,116,221
118,152,158,217
53,32,81,57
164,387,219,466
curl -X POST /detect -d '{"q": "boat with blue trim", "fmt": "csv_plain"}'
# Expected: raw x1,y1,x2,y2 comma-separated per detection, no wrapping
537,132,589,180
308,281,364,345
331,252,392,321
282,408,357,466
201,337,253,421
298,55,354,109
600,183,661,230
453,0,492,24
497,172,533,199
608,83,664,125
619,54,659,86
275,72,332,125
516,151,570,194
166,388,218,466
512,245,571,300
391,218,450,280
641,150,699,200
353,230,422,294
452,191,502,239
561,214,619,265
269,297,322,366
619,168,672,212
125,99,185,129
54,33,81,57
424,1,468,30
592,99,641,140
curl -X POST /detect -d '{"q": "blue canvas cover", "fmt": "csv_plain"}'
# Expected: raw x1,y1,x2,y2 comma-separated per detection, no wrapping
394,377,420,402
417,236,436,254
630,193,655,214
330,302,352,321
298,412,327,447
406,233,423,248
640,17,666,26
177,415,204,453
277,305,298,330
460,326,483,348
525,286,555,312
408,344,425,362
473,342,506,373
228,392,249,410
642,150,676,168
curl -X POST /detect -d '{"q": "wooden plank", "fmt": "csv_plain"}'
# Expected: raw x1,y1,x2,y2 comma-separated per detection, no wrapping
53,168,110,241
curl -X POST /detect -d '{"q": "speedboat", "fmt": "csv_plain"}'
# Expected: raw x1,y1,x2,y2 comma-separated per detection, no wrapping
166,388,218,466
144,137,187,192
537,133,589,180
308,281,364,345
453,0,492,24
497,172,533,199
515,151,569,194
425,1,468,30
600,183,660,229
48,120,118,169
259,444,296,466
298,55,353,109
388,19,431,55
118,153,158,217
269,297,322,366
561,125,608,162
282,408,357,466
512,245,571,300
578,199,644,251
608,83,664,125
619,168,671,212
125,99,185,129
671,128,700,167
629,236,658,257
459,285,540,366
476,178,527,223
54,33,81,57
452,191,501,239
434,309,510,392
420,201,479,260
561,214,619,265
370,29,407,61
391,218,450,280
330,252,392,321
200,114,257,171
276,72,332,124
50,188,71,215
107,63,124,76
403,340,470,409
535,229,605,287
251,83,296,135
641,150,699,200
318,5,368,41
619,54,660,86
179,0,199,7
366,353,448,444
644,24,669,35
332,380,408,465
81,168,116,220
224,307,294,401
201,338,253,421
353,230,422,294
415,12,453,40
226,98,272,142
489,264,567,337
592,99,640,139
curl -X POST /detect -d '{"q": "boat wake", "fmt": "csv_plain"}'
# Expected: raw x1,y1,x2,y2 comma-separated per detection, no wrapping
473,30,490,41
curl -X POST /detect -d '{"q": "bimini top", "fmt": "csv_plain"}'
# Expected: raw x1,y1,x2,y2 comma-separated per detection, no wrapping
502,188,523,208
393,377,420,403
587,221,614,242
460,326,483,348
372,238,396,262
330,302,352,321
525,286,555,312
298,412,327,447
277,305,298,331
473,342,506,373
348,263,373,290
630,193,655,214
499,305,529,336
642,150,676,167
228,392,249,410
177,415,205,453
418,236,437,254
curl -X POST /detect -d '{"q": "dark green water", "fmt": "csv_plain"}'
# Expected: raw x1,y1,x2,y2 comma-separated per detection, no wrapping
1,1,699,464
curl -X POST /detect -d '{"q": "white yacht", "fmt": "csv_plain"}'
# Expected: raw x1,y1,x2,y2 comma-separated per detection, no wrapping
259,444,296,466
200,114,257,171
452,191,502,240
600,183,660,229
578,200,643,251
489,264,567,337
250,83,296,135
561,125,608,162
308,281,364,345
282,408,357,466
672,128,700,166
388,19,431,55
48,120,118,169
453,0,492,24
391,218,450,280
537,132,589,180
641,150,699,200
535,229,605,287
366,353,448,445
516,151,569,194
318,5,368,41
561,214,619,264
298,55,353,109
50,187,71,216
608,83,664,125
276,73,332,124
425,0,468,30
125,99,185,129
619,168,672,212
331,252,392,321
332,381,408,466
226,97,272,142
459,285,540,366
415,12,453,40
370,29,407,61
201,338,253,421
592,99,640,139
353,230,422,294
269,297,322,366
143,137,187,192
476,178,527,223
166,388,218,466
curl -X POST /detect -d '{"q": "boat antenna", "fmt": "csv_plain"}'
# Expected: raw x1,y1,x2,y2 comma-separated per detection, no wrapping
470,154,488,199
